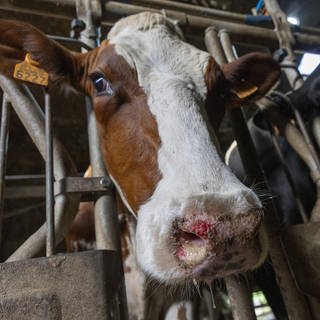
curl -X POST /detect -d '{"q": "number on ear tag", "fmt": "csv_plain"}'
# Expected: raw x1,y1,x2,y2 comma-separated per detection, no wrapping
13,54,49,86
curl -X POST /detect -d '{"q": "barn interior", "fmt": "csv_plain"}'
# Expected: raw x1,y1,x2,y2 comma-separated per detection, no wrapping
0,0,319,319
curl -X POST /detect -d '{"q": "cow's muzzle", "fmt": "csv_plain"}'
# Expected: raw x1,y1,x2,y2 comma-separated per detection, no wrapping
172,209,263,279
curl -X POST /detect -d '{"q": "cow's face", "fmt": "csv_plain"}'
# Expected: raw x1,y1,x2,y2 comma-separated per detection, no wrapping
0,13,280,283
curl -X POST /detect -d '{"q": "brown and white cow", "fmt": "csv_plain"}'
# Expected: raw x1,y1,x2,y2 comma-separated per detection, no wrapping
0,12,280,284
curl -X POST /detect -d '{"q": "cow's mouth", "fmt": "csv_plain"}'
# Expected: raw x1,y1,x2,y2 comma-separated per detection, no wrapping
172,212,263,279
175,229,208,266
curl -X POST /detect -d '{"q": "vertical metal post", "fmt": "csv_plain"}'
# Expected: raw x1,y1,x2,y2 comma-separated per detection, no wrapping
0,95,10,246
45,90,55,256
263,0,303,90
204,27,257,320
218,29,312,320
76,0,128,318
204,27,227,66
225,277,256,320
85,98,122,252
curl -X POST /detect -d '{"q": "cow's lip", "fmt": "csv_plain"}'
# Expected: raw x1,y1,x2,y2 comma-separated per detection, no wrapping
172,211,263,279
191,238,262,279
175,230,209,266
173,232,262,280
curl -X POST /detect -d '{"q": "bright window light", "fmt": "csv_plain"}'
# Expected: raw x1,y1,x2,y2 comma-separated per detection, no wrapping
299,53,320,75
287,16,300,25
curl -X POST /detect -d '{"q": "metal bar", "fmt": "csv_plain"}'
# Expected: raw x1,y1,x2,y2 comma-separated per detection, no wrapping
264,0,304,89
103,1,320,52
312,116,320,150
225,276,256,320
255,97,309,223
11,0,75,6
9,0,320,37
86,98,129,320
1,0,320,52
54,176,112,195
0,76,80,261
133,0,246,24
204,27,227,66
204,28,257,320
47,35,93,51
4,185,45,199
0,95,10,246
77,0,128,317
45,90,55,256
5,174,45,181
218,30,312,320
4,201,45,219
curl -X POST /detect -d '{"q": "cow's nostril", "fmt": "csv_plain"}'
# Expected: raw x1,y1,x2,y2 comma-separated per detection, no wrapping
179,230,205,245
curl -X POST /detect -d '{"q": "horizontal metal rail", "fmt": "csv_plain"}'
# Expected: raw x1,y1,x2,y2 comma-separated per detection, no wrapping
1,0,320,52
134,0,320,38
9,0,320,36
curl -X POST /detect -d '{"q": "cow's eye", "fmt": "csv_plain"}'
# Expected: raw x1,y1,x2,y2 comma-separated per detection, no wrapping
90,73,113,96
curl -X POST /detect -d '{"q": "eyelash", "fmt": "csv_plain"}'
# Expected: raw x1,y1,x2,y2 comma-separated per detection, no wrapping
90,73,114,96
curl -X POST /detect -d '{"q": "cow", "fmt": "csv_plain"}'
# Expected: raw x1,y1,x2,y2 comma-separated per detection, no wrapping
0,11,280,311
226,64,320,319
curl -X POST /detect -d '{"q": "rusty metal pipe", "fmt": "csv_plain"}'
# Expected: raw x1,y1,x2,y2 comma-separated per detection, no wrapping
204,27,226,66
225,276,256,320
0,95,10,246
133,0,320,38
3,0,320,52
133,0,245,23
10,0,320,37
312,116,320,149
44,90,55,256
0,76,80,261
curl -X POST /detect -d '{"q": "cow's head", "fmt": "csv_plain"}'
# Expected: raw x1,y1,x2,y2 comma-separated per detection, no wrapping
0,13,280,283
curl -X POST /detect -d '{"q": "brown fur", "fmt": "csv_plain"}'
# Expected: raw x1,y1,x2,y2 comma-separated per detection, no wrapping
204,57,229,132
87,42,162,213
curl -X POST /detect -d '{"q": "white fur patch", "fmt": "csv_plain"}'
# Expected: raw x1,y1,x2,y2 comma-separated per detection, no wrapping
108,12,262,282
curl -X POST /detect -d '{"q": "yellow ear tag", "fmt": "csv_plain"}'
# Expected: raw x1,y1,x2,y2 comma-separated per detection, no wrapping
13,53,49,86
232,80,258,99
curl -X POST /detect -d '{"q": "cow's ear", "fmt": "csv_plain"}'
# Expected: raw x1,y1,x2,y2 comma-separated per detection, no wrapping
0,19,91,91
222,52,281,107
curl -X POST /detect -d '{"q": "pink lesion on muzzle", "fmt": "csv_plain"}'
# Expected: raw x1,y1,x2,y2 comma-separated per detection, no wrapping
172,209,263,279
